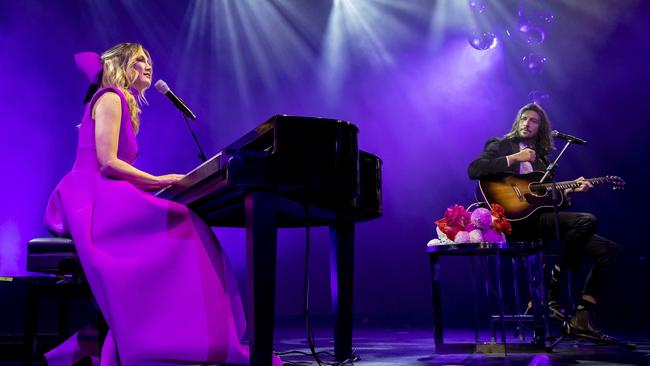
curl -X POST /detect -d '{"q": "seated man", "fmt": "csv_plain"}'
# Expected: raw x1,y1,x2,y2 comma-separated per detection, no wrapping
467,103,619,340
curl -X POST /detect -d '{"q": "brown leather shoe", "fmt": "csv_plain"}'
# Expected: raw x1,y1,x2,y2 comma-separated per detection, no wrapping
568,310,615,341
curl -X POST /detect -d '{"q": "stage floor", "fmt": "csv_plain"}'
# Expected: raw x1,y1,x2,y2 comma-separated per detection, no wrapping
1,326,648,365
275,327,649,365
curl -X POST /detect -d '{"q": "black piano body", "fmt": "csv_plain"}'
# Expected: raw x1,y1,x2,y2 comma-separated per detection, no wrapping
157,115,382,365
158,115,382,226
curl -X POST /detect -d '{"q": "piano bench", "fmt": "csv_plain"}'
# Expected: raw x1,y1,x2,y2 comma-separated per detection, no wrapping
27,237,81,274
24,237,106,365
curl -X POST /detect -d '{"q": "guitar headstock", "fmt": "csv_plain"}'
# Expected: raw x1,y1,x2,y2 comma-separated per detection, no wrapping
605,175,626,190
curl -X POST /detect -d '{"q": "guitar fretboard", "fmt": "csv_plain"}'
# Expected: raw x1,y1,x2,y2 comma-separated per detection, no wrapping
532,177,617,192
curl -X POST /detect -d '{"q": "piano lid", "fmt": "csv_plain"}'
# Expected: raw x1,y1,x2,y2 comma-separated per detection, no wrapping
157,115,381,227
224,115,359,154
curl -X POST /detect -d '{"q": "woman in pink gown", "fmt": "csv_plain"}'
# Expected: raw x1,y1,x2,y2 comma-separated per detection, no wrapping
44,43,281,366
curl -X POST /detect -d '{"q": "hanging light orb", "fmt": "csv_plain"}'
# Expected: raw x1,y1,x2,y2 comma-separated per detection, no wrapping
528,90,550,105
519,24,546,45
522,53,547,74
468,0,487,14
538,10,556,25
467,30,497,50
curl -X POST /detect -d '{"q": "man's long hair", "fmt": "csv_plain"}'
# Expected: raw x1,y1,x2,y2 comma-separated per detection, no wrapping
504,103,554,157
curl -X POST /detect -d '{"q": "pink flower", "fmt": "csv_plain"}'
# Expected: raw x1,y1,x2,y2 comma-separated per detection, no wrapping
454,231,470,243
482,228,506,243
469,229,483,243
471,207,492,229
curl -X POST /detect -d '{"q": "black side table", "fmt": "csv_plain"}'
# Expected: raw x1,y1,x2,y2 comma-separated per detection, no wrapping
428,241,549,354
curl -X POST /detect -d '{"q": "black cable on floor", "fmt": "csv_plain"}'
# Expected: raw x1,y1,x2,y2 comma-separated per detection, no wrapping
277,204,359,366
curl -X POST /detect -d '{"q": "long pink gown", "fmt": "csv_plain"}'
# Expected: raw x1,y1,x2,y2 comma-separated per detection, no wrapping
44,87,267,365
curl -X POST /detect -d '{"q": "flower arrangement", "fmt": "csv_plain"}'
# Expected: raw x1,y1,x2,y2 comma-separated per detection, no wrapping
427,203,512,246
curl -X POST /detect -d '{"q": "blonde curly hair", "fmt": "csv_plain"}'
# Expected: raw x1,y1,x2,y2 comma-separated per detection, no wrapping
100,43,152,134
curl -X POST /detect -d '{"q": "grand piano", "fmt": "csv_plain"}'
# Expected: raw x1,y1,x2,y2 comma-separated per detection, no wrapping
157,115,382,366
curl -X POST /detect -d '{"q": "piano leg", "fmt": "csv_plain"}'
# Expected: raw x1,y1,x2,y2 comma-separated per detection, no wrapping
245,191,278,366
329,216,355,362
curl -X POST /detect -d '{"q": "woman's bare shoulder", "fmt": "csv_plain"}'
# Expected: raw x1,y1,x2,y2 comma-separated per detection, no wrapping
92,91,121,119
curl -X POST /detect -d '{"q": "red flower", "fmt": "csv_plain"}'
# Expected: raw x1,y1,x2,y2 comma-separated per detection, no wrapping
445,204,471,225
435,204,472,240
491,203,505,215
490,204,511,234
492,216,512,234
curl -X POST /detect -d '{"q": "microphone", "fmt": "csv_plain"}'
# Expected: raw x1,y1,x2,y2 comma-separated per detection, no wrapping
154,80,197,120
551,130,587,145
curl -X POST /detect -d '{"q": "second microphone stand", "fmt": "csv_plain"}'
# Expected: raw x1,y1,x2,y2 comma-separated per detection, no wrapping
183,114,207,162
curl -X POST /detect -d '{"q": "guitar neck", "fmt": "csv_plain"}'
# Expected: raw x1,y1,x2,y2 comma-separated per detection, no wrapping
535,177,609,191
478,173,624,221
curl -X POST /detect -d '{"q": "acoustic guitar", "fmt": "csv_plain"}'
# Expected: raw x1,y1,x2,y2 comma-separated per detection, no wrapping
477,172,625,221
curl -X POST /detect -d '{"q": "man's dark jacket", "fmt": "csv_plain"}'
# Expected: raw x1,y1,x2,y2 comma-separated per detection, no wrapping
468,137,549,179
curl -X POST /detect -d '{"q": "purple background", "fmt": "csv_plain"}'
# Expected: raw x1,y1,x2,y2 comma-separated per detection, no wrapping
1,0,649,328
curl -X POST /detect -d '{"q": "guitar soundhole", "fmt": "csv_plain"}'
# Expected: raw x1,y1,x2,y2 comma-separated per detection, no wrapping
529,183,547,197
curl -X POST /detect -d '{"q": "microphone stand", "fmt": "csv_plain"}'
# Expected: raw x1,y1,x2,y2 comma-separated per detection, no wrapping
541,140,574,303
183,114,207,162
542,139,636,351
538,139,576,349
539,140,573,185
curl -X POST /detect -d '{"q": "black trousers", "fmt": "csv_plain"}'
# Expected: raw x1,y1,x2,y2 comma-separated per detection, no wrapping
510,211,620,300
